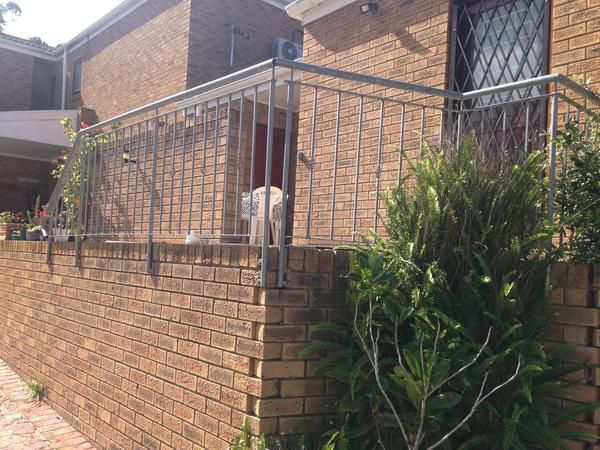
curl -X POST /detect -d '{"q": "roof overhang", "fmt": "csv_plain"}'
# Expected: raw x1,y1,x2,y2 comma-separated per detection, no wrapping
0,37,57,60
1,0,150,60
0,110,78,161
286,0,355,24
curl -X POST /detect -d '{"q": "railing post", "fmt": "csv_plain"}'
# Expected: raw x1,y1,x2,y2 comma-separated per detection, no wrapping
260,69,277,288
146,117,160,273
277,73,295,288
74,136,89,266
547,86,559,223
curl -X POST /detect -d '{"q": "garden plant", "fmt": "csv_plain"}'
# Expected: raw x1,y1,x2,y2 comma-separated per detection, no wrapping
303,136,599,450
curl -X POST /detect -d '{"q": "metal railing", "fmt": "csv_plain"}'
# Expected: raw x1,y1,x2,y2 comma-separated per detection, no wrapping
44,58,600,287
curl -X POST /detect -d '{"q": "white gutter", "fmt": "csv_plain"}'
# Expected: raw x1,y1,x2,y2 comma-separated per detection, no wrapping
286,0,355,23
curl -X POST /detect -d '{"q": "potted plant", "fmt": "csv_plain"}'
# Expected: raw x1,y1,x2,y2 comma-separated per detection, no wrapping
26,225,43,241
0,212,23,240
25,196,44,241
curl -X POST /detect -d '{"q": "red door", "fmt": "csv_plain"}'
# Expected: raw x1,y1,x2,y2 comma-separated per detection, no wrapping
253,124,285,188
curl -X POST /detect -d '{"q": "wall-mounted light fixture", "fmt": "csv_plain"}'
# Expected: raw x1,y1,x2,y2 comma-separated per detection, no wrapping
360,2,377,13
122,145,136,164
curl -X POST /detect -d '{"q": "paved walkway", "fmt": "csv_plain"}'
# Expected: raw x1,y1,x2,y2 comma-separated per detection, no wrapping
0,360,95,450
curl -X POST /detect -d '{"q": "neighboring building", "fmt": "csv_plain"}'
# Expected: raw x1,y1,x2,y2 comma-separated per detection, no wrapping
0,0,300,212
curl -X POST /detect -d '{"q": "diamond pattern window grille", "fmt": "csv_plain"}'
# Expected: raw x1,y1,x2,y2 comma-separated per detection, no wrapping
451,0,549,156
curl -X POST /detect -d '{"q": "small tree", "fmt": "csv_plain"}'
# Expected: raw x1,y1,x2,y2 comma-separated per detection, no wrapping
555,113,600,264
0,2,20,31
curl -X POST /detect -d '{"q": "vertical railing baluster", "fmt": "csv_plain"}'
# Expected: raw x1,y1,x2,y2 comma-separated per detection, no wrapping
547,86,559,224
374,100,385,233
178,109,188,235
199,102,209,235
260,71,277,288
277,74,295,288
438,109,444,149
352,96,364,241
109,131,117,234
116,128,125,235
329,92,341,240
187,108,199,235
234,90,244,236
247,87,258,239
168,112,177,234
222,95,232,235
397,104,405,183
456,101,463,151
75,136,89,266
132,123,141,234
140,120,149,235
125,126,132,235
159,114,169,234
305,87,318,240
524,100,530,159
419,106,426,156
211,98,220,236
82,135,94,236
147,117,160,272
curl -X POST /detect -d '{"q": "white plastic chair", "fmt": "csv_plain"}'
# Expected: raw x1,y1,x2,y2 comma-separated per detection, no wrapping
241,187,283,245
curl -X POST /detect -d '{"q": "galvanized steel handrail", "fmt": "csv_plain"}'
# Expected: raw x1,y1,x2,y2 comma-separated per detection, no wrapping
43,56,600,287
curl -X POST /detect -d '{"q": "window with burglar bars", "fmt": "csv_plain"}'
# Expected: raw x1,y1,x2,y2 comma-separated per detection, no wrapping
451,0,550,156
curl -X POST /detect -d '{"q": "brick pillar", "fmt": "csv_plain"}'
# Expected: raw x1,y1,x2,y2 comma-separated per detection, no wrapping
549,263,600,449
254,247,348,435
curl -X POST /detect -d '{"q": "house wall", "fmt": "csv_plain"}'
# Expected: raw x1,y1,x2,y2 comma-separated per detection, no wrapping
0,241,346,450
548,263,600,447
0,47,34,111
289,0,600,244
65,0,191,121
551,0,600,108
0,155,53,213
187,0,301,89
292,0,452,243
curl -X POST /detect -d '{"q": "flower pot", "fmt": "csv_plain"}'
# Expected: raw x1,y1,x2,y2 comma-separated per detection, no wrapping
0,223,21,240
26,230,42,241
54,229,71,242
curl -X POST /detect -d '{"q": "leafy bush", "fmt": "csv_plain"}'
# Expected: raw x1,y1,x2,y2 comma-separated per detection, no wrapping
555,113,600,263
306,137,598,449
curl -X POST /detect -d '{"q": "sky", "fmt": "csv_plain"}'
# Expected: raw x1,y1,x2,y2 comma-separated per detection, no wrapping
3,0,124,46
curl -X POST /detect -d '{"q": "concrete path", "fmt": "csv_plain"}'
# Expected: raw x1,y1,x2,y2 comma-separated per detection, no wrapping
0,360,95,450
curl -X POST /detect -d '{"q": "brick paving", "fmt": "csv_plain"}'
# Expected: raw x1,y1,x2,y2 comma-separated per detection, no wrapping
0,360,94,450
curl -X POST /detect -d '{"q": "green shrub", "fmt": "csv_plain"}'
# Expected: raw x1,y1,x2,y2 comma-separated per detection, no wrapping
305,137,599,449
555,113,600,264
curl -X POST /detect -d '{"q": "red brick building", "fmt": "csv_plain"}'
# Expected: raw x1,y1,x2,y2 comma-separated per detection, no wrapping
0,0,300,212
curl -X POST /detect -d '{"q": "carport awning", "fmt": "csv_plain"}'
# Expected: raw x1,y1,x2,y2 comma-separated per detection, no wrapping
0,109,78,161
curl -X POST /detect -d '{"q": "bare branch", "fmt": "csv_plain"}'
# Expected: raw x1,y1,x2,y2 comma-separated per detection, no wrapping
427,327,493,398
425,356,522,450
354,299,412,448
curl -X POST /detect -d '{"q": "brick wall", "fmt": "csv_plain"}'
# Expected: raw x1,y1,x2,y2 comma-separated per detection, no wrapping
187,0,301,89
0,47,34,111
0,155,53,213
549,263,600,448
291,0,452,243
551,0,600,107
0,241,345,450
66,0,191,121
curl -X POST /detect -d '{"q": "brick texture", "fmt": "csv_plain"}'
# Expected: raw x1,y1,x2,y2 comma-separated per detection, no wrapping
551,0,600,103
0,241,345,449
0,47,34,111
187,0,300,89
291,0,452,243
548,262,600,446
